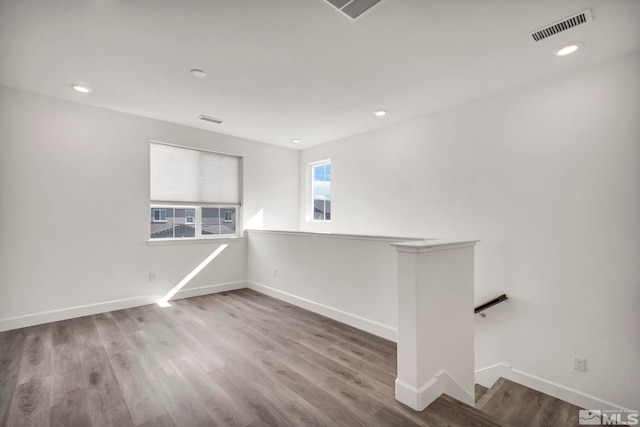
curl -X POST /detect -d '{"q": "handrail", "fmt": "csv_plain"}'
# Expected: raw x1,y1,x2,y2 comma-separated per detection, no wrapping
474,294,508,317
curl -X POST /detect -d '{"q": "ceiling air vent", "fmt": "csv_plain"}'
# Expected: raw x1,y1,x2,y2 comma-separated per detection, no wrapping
529,8,593,42
321,0,383,21
198,115,224,124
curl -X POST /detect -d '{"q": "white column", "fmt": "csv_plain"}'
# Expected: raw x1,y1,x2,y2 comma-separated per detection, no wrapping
391,240,478,411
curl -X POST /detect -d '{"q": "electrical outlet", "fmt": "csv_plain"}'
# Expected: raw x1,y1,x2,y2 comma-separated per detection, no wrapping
573,356,587,372
149,272,158,281
273,267,278,277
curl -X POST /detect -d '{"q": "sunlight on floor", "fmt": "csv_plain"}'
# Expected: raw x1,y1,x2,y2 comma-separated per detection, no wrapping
156,244,229,307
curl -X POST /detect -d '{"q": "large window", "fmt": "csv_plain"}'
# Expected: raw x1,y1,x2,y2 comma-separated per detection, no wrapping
311,160,331,221
149,142,241,240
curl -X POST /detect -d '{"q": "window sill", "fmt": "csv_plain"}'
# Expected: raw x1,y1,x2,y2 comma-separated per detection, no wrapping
147,236,244,246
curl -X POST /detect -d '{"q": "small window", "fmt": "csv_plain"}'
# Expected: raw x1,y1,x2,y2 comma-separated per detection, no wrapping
185,209,195,224
311,160,331,221
152,209,167,223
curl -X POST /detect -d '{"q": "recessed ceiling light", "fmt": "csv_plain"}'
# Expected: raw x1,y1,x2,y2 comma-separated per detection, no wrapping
292,139,301,144
71,84,92,93
555,43,581,56
374,110,387,117
190,69,207,78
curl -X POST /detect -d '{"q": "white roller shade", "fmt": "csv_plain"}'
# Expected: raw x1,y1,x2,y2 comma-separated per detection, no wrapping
150,142,241,204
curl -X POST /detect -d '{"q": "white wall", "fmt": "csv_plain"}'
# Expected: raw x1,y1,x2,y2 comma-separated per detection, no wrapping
246,230,408,340
299,53,640,409
0,86,299,328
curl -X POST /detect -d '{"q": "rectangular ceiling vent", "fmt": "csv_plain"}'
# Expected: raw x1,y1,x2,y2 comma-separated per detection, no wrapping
198,115,224,124
321,0,383,21
529,8,593,42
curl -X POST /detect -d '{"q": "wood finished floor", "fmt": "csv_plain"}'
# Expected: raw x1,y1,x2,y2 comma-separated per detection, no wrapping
1,289,450,427
476,378,582,427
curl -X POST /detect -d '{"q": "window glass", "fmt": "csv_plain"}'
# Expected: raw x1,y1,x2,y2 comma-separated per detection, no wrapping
312,161,331,221
202,207,221,236
221,208,236,234
151,208,174,238
174,208,196,238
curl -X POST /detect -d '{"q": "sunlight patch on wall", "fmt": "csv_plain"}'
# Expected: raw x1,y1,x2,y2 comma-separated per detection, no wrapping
245,209,264,230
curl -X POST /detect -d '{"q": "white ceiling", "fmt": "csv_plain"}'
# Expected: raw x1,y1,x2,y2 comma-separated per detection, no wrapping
1,0,639,149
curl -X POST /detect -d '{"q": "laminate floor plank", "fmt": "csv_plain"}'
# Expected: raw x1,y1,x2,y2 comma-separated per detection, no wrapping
70,316,102,350
146,364,218,427
0,328,27,426
211,364,296,427
131,303,225,374
171,353,257,427
426,394,505,427
235,356,337,427
478,377,581,427
318,375,385,419
51,342,83,396
232,290,333,333
79,345,135,427
216,295,307,344
310,344,397,392
110,308,143,335
124,330,165,378
320,315,397,353
181,298,272,353
267,341,358,385
255,349,369,427
125,309,185,363
140,304,179,330
167,303,251,366
136,413,177,427
2,289,526,427
295,330,340,352
7,377,52,427
8,324,53,426
50,387,93,427
369,405,436,427
94,312,131,355
159,303,208,330
475,383,489,403
332,339,397,375
51,319,75,346
15,323,53,382
108,349,169,426
224,351,337,427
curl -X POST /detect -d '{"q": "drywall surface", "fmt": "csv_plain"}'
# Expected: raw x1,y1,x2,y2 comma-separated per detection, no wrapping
299,53,640,409
0,86,299,327
246,230,406,340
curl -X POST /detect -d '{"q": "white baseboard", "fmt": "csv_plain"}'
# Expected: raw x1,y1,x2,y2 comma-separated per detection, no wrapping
170,281,247,301
396,370,474,411
475,363,633,412
0,281,246,332
246,280,397,342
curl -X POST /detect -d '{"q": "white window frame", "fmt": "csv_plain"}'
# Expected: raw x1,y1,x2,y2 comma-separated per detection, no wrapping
308,159,331,222
150,204,239,240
